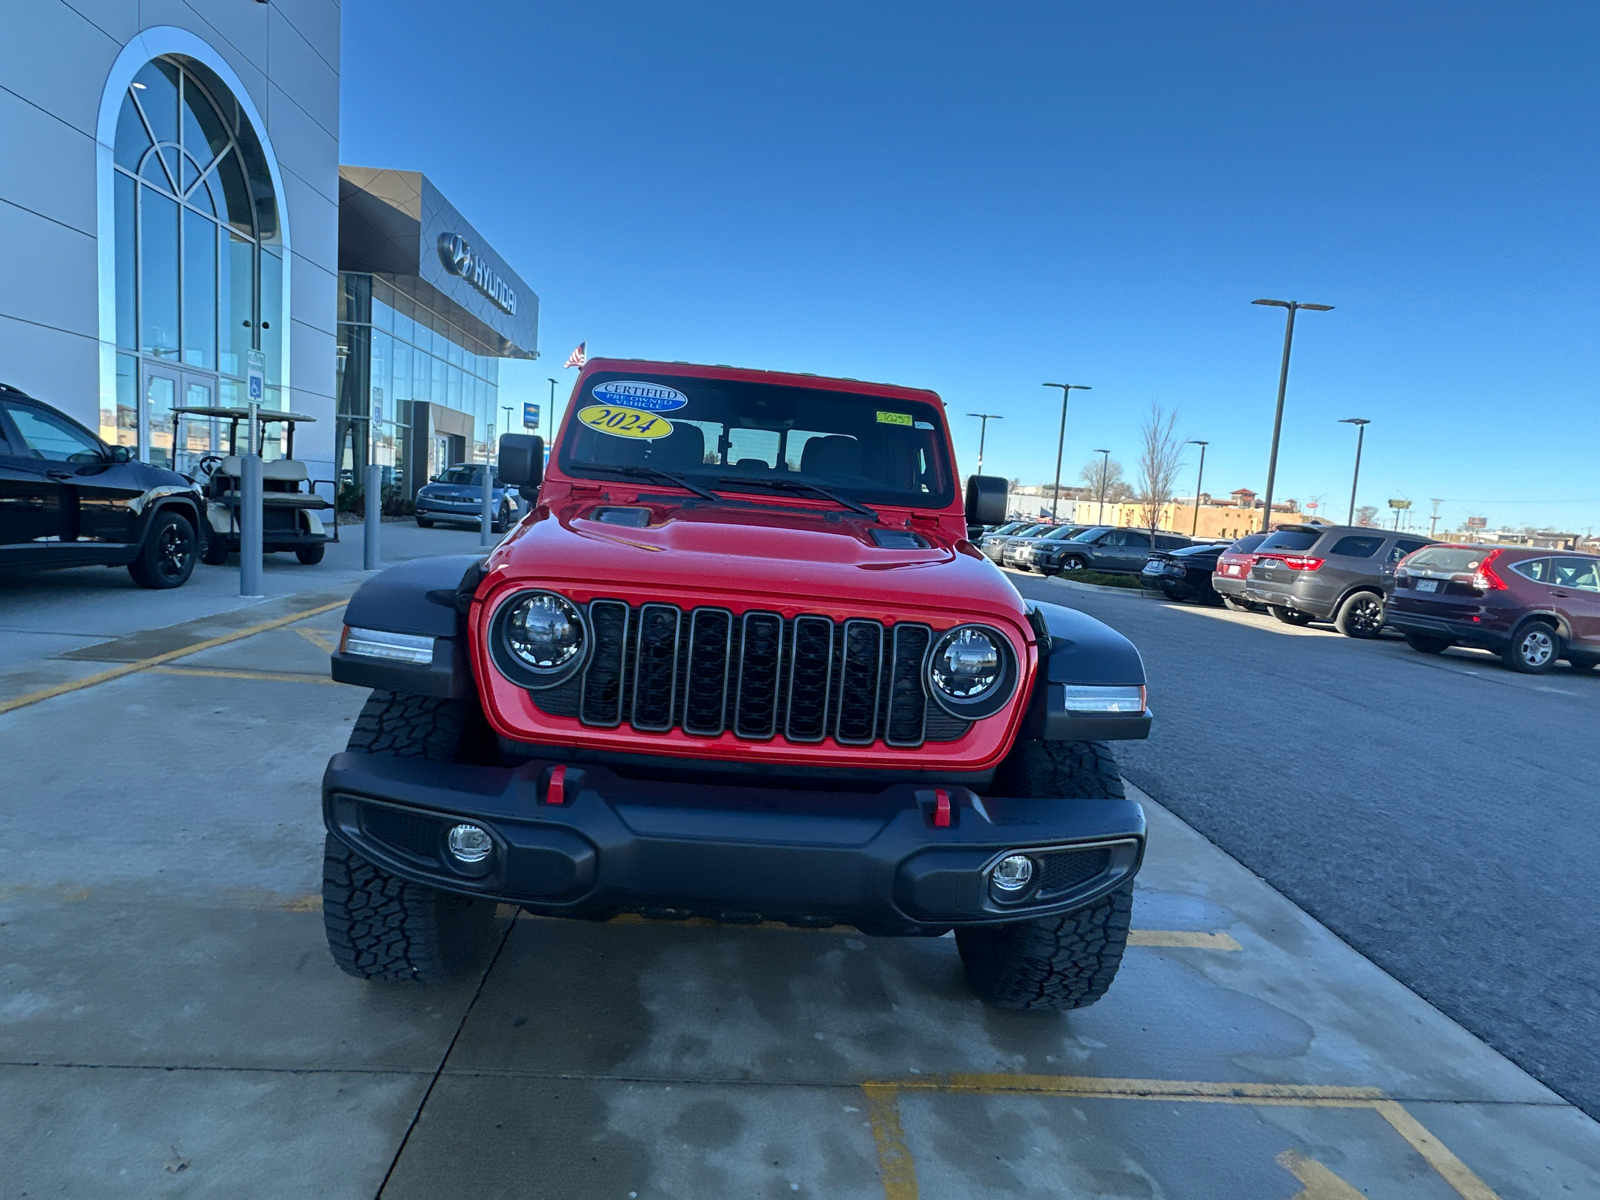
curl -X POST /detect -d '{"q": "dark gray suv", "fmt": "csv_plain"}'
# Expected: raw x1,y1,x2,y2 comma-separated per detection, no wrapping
1241,524,1434,636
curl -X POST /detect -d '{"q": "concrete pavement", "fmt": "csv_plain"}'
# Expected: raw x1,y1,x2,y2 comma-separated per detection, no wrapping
3,573,1598,1196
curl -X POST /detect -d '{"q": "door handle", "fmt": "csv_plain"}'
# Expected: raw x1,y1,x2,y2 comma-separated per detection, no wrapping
47,470,75,481
1551,590,1570,597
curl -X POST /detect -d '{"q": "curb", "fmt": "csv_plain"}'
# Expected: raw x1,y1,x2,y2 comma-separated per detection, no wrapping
1050,577,1168,600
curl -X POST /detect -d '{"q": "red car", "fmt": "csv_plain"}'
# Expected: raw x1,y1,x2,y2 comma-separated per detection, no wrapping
1209,532,1268,611
1388,544,1600,673
322,359,1154,1011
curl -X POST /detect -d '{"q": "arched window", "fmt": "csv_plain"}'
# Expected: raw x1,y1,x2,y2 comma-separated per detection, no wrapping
111,56,282,467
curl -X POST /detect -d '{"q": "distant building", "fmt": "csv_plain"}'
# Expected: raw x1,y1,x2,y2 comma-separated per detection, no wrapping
1070,489,1296,539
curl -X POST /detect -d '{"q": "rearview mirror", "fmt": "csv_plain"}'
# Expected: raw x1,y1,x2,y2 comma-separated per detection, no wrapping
965,474,1007,528
107,445,132,464
498,433,544,499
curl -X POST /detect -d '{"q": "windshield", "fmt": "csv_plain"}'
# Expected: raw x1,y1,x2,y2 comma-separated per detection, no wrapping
437,465,493,486
1228,533,1267,553
558,372,954,508
1037,526,1077,541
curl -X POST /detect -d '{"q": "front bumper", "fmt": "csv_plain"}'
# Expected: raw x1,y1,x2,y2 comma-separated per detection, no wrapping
323,751,1146,935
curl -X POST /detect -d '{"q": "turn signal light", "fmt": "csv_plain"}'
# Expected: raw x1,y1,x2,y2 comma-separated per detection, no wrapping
1280,556,1325,571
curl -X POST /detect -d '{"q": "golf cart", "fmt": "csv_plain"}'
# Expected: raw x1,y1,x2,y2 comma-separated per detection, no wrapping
171,406,337,566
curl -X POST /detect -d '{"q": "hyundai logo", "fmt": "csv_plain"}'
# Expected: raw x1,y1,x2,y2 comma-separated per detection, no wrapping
437,232,517,315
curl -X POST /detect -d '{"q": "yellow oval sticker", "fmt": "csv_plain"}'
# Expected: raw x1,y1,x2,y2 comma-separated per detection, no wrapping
577,404,675,440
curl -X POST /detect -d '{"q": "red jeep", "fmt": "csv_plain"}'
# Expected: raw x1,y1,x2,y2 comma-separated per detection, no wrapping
323,360,1153,1010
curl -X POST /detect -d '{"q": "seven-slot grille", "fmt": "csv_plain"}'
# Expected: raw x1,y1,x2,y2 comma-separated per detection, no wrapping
526,600,974,748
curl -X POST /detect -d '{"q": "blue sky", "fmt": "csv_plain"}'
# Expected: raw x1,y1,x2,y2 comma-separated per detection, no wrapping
340,2,1598,533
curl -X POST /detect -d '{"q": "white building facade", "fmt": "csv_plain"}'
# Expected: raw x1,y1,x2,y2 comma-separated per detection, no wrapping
2,1,341,477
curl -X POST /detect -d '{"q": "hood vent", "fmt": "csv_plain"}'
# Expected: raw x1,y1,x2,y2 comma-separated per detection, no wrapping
870,529,929,549
592,507,652,527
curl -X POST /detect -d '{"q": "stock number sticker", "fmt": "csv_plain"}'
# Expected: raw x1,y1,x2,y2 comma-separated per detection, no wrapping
578,404,674,440
876,411,913,426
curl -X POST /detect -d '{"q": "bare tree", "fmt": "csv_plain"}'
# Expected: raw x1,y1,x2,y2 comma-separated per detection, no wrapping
1355,505,1379,527
1078,458,1135,507
1136,404,1185,534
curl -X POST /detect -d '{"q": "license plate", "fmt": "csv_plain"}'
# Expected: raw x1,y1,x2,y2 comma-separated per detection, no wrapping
1224,564,1240,576
1142,563,1160,574
1417,579,1439,593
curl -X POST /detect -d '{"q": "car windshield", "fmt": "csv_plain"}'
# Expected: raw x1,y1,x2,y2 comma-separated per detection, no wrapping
1404,546,1495,573
1037,527,1076,541
438,465,492,486
558,372,954,508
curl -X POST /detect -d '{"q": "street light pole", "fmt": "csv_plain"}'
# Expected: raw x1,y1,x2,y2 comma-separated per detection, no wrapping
1093,449,1111,524
501,404,514,436
966,412,1003,475
1338,418,1369,524
1186,440,1209,538
1252,298,1333,533
1043,383,1091,522
547,378,559,435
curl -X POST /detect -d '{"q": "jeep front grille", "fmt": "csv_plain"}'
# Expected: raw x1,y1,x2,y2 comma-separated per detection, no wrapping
530,601,970,748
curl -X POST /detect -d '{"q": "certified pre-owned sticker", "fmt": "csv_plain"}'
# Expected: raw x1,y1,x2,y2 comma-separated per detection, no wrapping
876,411,913,426
578,404,675,440
590,380,689,412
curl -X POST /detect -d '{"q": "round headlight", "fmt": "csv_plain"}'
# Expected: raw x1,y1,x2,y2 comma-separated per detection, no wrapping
925,624,1017,719
492,591,589,688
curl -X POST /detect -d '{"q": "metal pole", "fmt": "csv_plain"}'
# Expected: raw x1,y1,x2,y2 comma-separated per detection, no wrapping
479,457,495,548
1189,441,1208,538
239,403,262,595
1260,305,1296,533
363,462,381,570
1043,384,1089,522
967,413,1002,475
1094,449,1110,524
1349,424,1364,523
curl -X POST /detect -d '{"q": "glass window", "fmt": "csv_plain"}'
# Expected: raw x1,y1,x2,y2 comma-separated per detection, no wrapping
181,72,230,167
259,247,282,385
392,341,412,404
1256,528,1322,553
1510,558,1553,583
1330,535,1384,558
1553,558,1600,592
391,298,414,347
727,427,781,468
113,353,139,449
132,60,180,146
139,187,180,360
1396,539,1430,557
114,174,137,350
1407,547,1493,573
114,95,151,173
181,207,216,369
447,335,464,369
446,363,462,409
212,148,253,236
431,353,446,404
1124,531,1151,546
220,232,253,376
5,403,104,461
371,331,393,423
371,295,394,334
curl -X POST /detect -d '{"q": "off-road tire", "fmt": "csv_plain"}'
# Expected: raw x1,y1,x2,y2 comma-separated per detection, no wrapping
1334,591,1386,639
1403,632,1452,655
1269,605,1313,626
956,882,1135,1011
1502,621,1560,674
128,510,197,589
322,690,499,982
957,738,1132,1011
296,543,326,565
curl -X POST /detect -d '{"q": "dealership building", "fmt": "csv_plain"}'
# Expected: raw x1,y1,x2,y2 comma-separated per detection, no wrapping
3,2,537,495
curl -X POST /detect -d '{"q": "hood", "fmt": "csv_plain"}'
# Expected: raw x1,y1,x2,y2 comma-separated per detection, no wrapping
485,498,1028,624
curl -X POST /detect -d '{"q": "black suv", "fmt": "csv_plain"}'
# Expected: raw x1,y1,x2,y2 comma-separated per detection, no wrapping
1041,526,1191,575
0,383,205,588
1241,524,1433,636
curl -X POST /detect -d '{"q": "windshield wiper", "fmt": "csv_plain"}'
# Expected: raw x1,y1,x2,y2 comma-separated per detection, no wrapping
715,476,879,520
570,463,726,504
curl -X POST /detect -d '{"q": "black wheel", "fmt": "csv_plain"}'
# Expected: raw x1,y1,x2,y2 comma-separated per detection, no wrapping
416,516,434,528
492,501,513,534
1220,596,1254,613
295,543,326,565
1502,621,1560,674
1334,591,1386,639
200,523,231,565
955,740,1133,1011
1057,556,1088,574
128,510,197,589
1269,605,1313,626
1403,632,1452,655
322,690,500,983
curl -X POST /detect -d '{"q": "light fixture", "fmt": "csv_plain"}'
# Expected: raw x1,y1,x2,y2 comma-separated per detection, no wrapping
1059,685,1145,713
492,591,590,688
447,824,493,864
925,625,1016,718
340,626,434,665
991,855,1036,896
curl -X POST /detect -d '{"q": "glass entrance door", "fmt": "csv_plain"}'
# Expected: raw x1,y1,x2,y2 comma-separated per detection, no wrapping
141,365,179,468
177,375,216,476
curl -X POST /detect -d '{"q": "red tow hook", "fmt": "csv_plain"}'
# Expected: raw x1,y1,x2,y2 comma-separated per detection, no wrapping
916,787,954,828
545,764,568,806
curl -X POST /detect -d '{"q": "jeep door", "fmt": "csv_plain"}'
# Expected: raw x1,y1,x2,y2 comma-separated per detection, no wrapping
2,399,143,554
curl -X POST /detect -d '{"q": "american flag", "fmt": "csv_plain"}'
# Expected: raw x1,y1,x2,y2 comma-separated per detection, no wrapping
563,341,586,369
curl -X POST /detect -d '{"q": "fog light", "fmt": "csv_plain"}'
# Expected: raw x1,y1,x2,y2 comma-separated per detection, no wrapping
991,854,1035,894
446,823,493,864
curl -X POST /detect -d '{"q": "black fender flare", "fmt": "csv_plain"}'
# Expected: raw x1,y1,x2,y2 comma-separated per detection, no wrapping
1020,601,1152,742
330,554,486,698
141,493,206,543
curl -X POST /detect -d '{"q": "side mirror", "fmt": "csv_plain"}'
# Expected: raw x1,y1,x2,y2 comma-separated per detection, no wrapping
964,474,1007,528
498,433,544,499
107,445,133,464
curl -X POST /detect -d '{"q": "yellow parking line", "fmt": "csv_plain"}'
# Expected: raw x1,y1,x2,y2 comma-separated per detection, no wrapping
1127,929,1241,950
0,600,345,716
862,1083,919,1200
294,626,337,653
1374,1101,1502,1200
1277,1150,1366,1199
150,666,338,685
892,1074,1383,1101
